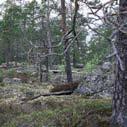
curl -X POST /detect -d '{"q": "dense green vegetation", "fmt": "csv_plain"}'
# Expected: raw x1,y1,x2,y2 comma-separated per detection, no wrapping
0,0,111,67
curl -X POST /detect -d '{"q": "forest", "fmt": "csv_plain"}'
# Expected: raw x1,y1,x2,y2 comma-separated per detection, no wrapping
0,0,126,127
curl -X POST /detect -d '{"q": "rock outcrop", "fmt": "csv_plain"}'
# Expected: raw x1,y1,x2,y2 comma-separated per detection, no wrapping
75,61,114,98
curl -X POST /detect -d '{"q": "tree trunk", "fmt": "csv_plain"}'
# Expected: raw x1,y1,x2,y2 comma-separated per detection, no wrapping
61,0,73,83
73,47,79,68
72,0,80,68
6,41,11,67
45,56,49,81
111,0,127,126
39,62,43,82
46,0,53,69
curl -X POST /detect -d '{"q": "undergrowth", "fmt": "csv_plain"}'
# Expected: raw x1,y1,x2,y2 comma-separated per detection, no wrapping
0,97,112,127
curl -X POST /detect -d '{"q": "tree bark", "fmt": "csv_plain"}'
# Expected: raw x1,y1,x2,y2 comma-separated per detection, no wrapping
39,62,43,82
6,41,11,67
61,0,73,83
72,0,80,68
46,0,53,69
111,0,127,126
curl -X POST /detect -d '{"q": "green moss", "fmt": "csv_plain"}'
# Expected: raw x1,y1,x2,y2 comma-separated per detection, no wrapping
0,82,5,87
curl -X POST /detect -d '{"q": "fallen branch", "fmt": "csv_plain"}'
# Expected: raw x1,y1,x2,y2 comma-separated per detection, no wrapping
21,85,112,103
21,90,73,102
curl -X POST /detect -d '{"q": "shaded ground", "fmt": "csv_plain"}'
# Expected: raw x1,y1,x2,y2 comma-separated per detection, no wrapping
0,82,112,127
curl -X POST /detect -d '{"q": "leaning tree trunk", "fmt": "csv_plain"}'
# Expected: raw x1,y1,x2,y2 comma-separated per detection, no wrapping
72,0,80,68
61,0,73,83
111,0,127,126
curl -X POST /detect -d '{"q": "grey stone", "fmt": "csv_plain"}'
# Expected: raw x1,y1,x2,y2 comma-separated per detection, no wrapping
3,77,22,84
101,62,112,71
75,85,93,95
12,78,22,84
31,72,38,76
3,78,12,84
77,62,114,98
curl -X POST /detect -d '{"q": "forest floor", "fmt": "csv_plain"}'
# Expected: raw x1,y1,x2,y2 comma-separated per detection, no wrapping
0,63,113,127
0,82,112,127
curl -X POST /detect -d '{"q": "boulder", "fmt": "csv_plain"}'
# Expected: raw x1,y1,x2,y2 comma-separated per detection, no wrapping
77,62,114,98
75,85,93,95
31,72,38,77
0,63,7,69
12,78,22,84
3,77,22,84
101,62,112,71
3,78,12,84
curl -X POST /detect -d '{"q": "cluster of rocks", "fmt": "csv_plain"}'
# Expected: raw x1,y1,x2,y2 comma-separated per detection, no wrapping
0,61,114,99
0,62,22,69
1,64,38,84
75,62,114,98
3,77,22,84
